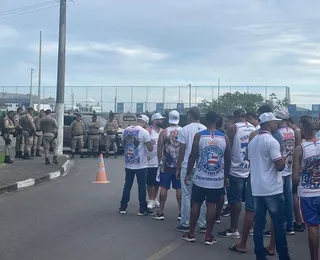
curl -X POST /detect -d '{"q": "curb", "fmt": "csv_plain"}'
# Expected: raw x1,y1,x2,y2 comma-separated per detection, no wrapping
0,158,73,195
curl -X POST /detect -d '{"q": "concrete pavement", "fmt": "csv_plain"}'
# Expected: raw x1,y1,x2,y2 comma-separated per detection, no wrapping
0,157,309,260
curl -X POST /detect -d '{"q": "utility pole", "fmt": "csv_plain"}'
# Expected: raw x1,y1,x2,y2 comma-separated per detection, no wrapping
218,78,220,98
56,0,67,155
37,31,42,111
29,68,34,107
188,83,191,108
114,86,118,112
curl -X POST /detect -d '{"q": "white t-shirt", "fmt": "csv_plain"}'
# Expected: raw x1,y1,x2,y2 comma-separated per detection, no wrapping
122,125,151,170
147,127,161,168
248,131,283,196
316,130,320,140
177,122,206,168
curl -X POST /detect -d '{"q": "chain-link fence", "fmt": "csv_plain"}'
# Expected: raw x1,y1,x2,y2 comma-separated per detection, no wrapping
0,85,289,113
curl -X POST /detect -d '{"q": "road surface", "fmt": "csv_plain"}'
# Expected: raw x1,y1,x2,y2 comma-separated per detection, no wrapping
0,157,309,260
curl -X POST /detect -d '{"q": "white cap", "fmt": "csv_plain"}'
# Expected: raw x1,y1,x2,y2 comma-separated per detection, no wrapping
168,110,180,124
151,112,165,122
259,112,282,124
275,108,290,120
137,115,149,124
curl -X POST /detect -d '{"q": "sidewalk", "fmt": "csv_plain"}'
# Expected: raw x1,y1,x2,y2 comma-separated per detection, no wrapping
0,154,72,194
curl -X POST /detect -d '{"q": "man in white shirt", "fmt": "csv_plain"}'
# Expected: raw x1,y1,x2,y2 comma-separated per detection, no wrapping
248,112,291,260
176,107,207,232
147,113,165,209
119,115,154,216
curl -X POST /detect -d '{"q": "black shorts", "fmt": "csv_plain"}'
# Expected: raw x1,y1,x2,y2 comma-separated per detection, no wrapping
192,184,225,204
147,168,159,186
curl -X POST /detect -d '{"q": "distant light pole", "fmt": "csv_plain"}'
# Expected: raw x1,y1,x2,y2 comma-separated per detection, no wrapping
37,31,42,111
188,83,191,108
29,68,34,107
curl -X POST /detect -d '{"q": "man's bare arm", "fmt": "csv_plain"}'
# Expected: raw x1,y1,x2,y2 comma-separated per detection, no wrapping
157,130,165,164
292,145,302,187
294,129,302,147
224,135,231,178
186,133,200,177
227,125,236,148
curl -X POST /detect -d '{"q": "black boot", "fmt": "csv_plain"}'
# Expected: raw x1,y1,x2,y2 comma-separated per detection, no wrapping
45,157,51,165
31,149,35,157
36,149,42,157
53,156,59,165
15,151,21,158
4,156,13,164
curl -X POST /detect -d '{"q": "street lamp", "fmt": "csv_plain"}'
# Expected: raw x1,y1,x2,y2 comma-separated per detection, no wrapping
29,68,34,107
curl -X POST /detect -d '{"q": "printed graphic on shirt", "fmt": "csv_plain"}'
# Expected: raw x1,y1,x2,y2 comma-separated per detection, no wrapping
198,145,224,175
302,155,320,189
124,129,140,165
164,129,180,168
282,132,295,173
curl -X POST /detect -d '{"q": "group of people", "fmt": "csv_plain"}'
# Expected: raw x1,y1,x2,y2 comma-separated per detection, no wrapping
1,107,59,165
119,105,320,260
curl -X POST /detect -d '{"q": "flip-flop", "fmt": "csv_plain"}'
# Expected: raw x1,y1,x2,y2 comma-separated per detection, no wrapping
264,248,275,256
228,244,246,254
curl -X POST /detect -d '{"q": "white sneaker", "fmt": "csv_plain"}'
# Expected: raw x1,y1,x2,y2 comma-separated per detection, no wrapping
147,200,155,209
154,199,160,208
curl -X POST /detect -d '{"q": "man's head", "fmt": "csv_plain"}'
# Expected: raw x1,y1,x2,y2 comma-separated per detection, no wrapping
223,115,234,130
205,110,219,127
275,108,290,125
245,111,259,127
27,107,34,115
92,114,97,122
39,109,45,117
233,108,246,123
151,112,165,128
216,115,223,130
7,110,14,118
109,111,115,120
259,112,281,134
168,110,180,125
300,116,317,139
257,105,272,116
76,113,82,121
45,109,52,116
137,114,149,128
187,107,201,123
17,107,23,115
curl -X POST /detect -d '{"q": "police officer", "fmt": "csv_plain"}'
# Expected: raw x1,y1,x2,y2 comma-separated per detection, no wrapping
88,114,100,157
104,112,119,158
20,107,36,159
2,110,15,163
14,107,24,158
40,109,59,165
32,109,45,157
70,113,85,158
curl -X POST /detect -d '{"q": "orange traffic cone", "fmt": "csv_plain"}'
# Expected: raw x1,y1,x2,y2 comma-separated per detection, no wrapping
93,154,110,184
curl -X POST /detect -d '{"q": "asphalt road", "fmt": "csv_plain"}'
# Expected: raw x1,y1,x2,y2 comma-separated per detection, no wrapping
0,157,309,260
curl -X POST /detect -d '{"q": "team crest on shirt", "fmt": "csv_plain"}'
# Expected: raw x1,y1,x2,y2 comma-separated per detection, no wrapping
198,145,223,175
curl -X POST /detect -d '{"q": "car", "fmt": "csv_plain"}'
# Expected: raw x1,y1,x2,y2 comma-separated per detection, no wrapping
52,113,124,154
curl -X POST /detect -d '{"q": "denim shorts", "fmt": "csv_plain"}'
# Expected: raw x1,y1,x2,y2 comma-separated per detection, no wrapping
227,175,248,204
245,176,255,212
192,184,225,204
300,196,320,226
160,172,181,190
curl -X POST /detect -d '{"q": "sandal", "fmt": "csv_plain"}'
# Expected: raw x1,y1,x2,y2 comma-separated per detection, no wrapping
228,244,246,254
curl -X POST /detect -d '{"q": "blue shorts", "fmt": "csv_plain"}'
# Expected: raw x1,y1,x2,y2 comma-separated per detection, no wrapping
227,175,248,204
160,172,181,190
245,176,255,212
300,196,320,226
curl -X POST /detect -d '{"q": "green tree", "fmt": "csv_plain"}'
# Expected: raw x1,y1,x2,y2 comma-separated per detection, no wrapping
202,91,288,115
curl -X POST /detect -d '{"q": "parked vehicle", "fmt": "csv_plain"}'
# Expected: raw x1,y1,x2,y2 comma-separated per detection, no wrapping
52,113,124,154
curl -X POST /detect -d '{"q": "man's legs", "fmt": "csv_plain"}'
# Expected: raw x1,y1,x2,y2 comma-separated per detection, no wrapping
253,196,268,260
147,168,159,209
230,176,255,253
283,175,294,233
105,135,111,156
31,134,38,156
119,168,135,211
36,132,42,156
265,194,290,260
87,136,93,156
153,172,171,220
300,196,320,260
112,134,117,158
135,169,149,214
218,175,246,238
93,136,99,156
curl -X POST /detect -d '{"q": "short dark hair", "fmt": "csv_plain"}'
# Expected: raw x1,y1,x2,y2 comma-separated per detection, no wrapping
205,111,219,124
216,115,223,129
301,117,317,132
45,109,52,114
233,108,246,118
40,109,45,113
188,107,201,120
258,105,272,114
17,107,23,112
245,111,258,120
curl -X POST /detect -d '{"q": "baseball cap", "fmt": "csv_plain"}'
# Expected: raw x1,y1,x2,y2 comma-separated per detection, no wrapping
168,110,180,124
151,113,165,122
137,115,149,124
275,108,290,120
233,108,247,117
259,112,282,124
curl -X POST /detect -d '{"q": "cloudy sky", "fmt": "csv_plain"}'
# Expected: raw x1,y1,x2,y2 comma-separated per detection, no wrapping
1,0,320,111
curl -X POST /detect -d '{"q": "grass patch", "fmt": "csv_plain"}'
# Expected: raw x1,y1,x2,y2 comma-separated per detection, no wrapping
0,152,5,165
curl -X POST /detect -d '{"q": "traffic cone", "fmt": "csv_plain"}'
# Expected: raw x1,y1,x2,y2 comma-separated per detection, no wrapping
93,154,110,184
